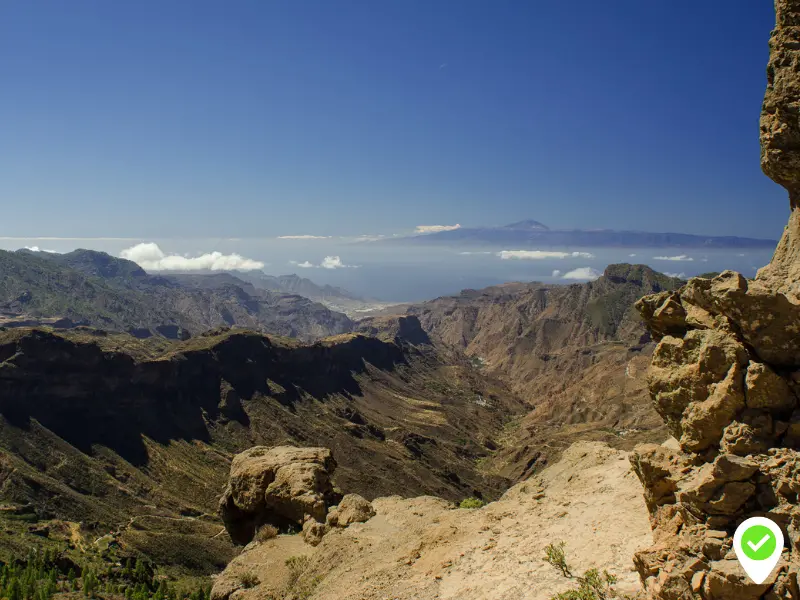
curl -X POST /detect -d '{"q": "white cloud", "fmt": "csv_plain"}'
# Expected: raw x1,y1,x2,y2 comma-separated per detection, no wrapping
321,255,358,269
289,256,359,269
552,269,562,277
289,260,315,268
561,267,602,280
459,251,493,255
628,253,637,257
120,242,264,271
498,250,596,260
277,235,331,240
653,254,694,262
23,246,59,253
415,224,461,234
663,272,686,279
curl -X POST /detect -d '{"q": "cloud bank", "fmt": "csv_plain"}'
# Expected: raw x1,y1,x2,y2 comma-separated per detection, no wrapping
653,254,694,262
415,224,461,234
120,243,265,271
497,250,596,260
663,272,687,279
289,256,359,270
561,267,602,280
23,246,59,253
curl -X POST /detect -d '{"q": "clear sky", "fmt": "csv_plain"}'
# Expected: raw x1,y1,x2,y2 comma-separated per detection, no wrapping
0,0,787,240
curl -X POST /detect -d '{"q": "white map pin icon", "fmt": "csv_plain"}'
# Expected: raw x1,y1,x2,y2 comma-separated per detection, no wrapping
734,516,784,584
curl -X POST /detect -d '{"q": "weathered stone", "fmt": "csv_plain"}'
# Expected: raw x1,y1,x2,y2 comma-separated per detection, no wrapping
746,362,796,411
218,446,340,545
704,559,772,598
721,412,775,456
302,515,328,547
631,3,800,597
647,329,748,448
681,363,746,452
326,494,375,528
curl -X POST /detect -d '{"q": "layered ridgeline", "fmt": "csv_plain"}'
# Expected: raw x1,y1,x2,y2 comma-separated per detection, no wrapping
0,249,353,341
0,323,524,575
376,264,682,478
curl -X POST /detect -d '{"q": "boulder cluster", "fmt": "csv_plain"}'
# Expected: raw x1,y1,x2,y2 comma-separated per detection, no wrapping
630,2,800,597
218,446,374,547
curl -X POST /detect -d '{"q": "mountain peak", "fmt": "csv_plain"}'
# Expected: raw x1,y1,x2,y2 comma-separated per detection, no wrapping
500,220,550,231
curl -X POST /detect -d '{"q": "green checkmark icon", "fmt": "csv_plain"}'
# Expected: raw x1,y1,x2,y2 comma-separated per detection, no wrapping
741,525,776,561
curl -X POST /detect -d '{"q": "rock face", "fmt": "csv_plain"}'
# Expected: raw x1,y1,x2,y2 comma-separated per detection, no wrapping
630,3,800,597
218,446,341,545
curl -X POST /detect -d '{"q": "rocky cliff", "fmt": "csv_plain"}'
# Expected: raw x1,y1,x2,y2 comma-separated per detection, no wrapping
400,264,682,478
630,2,800,597
0,325,523,573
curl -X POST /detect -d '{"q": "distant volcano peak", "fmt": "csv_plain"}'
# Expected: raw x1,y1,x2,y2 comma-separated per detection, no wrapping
501,220,550,231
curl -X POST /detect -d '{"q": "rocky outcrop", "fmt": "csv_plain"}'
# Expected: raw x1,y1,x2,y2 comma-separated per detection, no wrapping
218,446,341,545
210,442,652,600
631,3,800,597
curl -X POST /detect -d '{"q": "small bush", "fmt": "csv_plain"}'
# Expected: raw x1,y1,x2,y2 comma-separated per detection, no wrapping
552,568,619,600
255,524,279,542
238,571,260,589
285,555,310,588
544,541,572,578
458,498,485,509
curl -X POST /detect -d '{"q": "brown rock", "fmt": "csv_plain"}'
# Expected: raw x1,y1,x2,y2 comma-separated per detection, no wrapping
704,559,771,598
746,362,796,411
302,515,329,547
218,446,340,545
330,494,375,527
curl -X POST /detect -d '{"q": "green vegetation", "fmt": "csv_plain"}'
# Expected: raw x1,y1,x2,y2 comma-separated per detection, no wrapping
283,556,320,600
0,548,211,600
544,541,627,600
458,498,485,509
543,541,572,577
551,569,621,600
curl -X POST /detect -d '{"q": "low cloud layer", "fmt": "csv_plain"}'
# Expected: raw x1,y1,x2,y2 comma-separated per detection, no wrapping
415,224,461,234
290,256,359,270
663,272,687,279
23,246,59,253
120,243,265,271
498,250,595,260
653,254,694,262
277,235,331,240
561,267,602,280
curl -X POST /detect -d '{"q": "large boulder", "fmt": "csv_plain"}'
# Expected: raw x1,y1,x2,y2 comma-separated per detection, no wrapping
218,446,341,545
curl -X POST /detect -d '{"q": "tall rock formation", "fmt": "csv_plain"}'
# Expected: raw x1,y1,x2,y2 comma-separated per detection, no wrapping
631,1,800,597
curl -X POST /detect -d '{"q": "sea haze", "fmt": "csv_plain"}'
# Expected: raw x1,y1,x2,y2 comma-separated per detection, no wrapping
0,237,776,303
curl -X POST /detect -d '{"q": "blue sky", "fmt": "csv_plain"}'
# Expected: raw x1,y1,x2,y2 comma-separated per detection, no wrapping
0,0,786,240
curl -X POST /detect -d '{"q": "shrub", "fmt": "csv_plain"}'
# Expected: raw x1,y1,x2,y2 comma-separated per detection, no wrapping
284,555,310,588
552,568,619,600
545,541,626,600
237,571,259,589
458,498,485,509
255,524,279,543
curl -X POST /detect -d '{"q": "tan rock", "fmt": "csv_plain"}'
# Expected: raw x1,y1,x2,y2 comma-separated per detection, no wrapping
218,446,340,545
746,362,796,411
327,493,375,528
302,516,329,547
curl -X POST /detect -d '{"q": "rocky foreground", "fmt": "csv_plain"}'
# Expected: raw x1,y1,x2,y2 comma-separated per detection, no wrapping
626,1,800,597
211,442,652,600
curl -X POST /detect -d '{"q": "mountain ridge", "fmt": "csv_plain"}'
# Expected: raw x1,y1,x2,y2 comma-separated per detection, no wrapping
377,220,776,248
